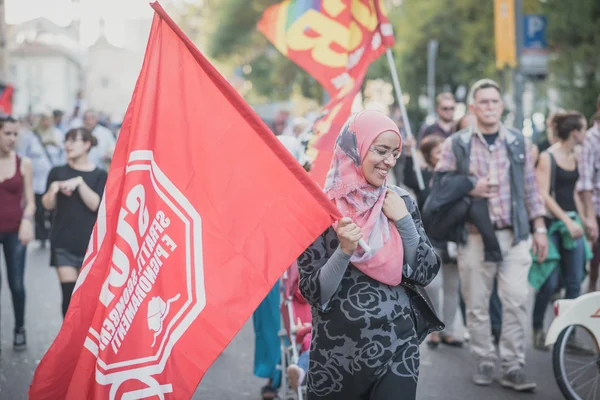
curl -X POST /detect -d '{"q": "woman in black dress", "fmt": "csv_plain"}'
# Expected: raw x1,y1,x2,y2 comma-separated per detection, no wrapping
42,127,107,317
298,111,442,399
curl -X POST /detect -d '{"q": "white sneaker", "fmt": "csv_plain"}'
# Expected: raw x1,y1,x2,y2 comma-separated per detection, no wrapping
287,364,306,390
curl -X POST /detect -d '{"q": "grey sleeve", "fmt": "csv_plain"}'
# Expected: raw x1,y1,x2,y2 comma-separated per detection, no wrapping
395,215,420,267
318,247,351,307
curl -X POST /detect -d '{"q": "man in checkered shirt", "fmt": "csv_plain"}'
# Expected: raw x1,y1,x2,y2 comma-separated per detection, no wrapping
577,94,600,292
435,79,548,392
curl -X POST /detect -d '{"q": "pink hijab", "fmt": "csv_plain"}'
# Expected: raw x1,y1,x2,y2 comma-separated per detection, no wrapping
324,110,404,286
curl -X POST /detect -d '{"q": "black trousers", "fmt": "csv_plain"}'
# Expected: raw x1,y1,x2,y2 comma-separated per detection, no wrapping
34,194,51,242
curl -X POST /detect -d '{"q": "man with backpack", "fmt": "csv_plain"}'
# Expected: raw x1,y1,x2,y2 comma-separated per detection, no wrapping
434,79,548,392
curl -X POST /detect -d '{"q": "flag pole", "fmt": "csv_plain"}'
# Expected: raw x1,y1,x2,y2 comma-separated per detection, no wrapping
385,48,425,191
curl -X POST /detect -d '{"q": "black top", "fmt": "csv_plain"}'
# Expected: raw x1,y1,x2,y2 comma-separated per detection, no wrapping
554,164,579,212
417,122,453,143
47,165,107,255
482,132,499,148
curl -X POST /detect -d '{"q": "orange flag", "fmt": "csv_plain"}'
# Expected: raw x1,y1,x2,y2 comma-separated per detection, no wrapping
29,2,340,399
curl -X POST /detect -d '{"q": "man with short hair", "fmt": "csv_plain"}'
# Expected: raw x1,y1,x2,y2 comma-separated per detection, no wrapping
578,94,600,292
418,92,457,143
435,79,548,392
82,109,116,170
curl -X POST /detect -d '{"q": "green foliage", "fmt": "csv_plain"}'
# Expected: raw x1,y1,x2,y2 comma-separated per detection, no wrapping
542,0,600,117
180,0,600,122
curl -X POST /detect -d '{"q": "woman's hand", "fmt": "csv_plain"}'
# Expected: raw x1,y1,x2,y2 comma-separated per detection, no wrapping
383,189,409,222
18,219,34,245
336,217,362,255
565,219,584,239
59,177,83,196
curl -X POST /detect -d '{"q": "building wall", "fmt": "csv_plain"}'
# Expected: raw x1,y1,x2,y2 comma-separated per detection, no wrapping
85,42,144,121
10,55,81,116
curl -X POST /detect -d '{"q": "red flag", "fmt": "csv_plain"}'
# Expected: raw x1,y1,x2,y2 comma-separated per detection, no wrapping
0,83,14,115
29,2,341,399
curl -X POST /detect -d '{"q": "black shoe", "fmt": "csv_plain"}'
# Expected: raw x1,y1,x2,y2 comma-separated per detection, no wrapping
492,328,501,346
14,327,26,351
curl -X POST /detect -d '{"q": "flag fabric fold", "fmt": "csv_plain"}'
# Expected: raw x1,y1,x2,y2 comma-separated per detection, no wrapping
29,2,341,399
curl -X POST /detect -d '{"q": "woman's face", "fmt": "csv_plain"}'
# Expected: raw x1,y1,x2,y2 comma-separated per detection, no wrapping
64,134,91,160
0,122,18,154
573,118,588,145
429,144,443,168
361,131,401,187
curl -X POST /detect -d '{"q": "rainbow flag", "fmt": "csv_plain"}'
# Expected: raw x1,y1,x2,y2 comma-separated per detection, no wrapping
258,0,323,56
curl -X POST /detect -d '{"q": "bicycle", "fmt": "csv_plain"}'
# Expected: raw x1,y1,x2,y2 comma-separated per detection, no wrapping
546,292,600,399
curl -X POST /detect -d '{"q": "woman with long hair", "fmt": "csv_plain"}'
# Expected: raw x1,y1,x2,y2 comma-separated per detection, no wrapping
0,115,35,350
298,111,442,399
42,127,107,317
531,111,591,349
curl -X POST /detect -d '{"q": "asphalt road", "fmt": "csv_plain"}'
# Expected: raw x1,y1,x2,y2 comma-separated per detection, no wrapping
0,244,566,400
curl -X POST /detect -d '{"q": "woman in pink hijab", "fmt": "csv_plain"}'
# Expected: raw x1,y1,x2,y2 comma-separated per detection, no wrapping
298,110,442,400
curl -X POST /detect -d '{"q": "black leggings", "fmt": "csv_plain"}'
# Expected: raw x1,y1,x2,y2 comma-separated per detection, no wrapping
307,335,420,400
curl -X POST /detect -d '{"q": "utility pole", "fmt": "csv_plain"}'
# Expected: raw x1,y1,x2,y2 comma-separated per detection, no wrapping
0,0,8,83
513,0,525,130
426,39,438,119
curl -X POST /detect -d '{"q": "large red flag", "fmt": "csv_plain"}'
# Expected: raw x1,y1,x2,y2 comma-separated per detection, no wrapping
29,2,341,399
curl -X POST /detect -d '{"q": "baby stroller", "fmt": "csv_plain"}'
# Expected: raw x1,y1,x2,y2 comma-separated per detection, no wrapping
278,262,311,400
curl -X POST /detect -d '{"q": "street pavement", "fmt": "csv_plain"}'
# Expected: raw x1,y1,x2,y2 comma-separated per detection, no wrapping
0,244,566,399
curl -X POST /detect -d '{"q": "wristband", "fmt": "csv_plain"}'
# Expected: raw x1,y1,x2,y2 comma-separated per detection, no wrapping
534,227,547,234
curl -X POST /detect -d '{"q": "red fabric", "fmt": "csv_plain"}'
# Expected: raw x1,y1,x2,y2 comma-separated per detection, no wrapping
0,155,23,232
29,3,340,399
0,84,14,115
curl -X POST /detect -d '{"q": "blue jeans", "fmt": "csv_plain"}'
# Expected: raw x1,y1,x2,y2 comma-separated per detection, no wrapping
0,232,27,329
533,232,585,330
297,350,309,374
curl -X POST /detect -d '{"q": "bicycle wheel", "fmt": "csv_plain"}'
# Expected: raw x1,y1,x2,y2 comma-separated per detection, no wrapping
553,325,600,400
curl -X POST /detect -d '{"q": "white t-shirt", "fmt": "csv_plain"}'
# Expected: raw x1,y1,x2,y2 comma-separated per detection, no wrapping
89,125,116,170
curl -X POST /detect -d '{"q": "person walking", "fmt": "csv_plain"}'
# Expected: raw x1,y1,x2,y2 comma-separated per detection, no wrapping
0,115,35,350
298,110,442,399
17,112,65,247
435,79,547,392
578,95,600,292
530,111,592,349
42,127,107,317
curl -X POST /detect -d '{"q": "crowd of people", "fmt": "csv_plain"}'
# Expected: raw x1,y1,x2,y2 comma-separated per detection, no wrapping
0,103,113,351
252,80,600,399
1,79,599,399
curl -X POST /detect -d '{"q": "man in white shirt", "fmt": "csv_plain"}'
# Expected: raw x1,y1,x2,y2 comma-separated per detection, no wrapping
83,109,116,170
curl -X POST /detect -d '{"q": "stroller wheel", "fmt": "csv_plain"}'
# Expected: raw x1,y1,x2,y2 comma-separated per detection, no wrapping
261,384,278,399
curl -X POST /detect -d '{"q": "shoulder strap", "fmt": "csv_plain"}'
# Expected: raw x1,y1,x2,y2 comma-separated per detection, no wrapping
33,131,55,164
548,151,557,198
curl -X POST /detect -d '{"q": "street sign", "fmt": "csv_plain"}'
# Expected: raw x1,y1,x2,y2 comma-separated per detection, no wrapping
494,0,517,69
521,14,549,76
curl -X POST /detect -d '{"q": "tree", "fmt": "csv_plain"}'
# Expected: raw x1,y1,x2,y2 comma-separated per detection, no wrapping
368,0,498,131
542,0,600,118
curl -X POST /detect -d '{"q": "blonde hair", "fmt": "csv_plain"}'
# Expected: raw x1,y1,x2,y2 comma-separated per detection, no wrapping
467,79,502,105
436,92,455,106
